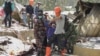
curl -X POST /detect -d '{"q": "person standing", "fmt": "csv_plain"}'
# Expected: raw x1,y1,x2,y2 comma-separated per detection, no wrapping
43,13,55,43
45,6,66,56
20,8,27,26
34,9,47,56
34,2,42,18
3,0,14,27
26,2,34,29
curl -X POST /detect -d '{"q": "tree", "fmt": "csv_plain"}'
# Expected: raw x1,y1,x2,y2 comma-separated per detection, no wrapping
1,0,100,10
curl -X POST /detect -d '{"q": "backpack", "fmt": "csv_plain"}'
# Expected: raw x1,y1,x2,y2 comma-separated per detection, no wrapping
26,5,34,14
4,2,12,14
62,15,69,32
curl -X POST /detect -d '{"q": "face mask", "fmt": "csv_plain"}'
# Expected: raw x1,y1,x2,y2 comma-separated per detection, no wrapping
38,16,42,19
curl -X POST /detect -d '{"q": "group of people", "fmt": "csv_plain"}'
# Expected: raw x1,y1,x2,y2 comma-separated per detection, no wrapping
3,0,67,56
34,5,67,56
33,6,67,56
3,0,42,28
20,2,42,29
45,7,67,56
20,1,45,29
20,2,67,56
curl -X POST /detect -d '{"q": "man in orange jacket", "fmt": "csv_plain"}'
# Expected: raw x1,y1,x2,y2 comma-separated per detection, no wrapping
45,6,67,56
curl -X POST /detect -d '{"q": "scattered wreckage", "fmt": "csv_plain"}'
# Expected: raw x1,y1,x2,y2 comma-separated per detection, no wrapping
69,0,100,56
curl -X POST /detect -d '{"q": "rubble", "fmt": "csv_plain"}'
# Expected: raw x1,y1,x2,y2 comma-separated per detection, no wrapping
76,37,100,49
0,23,34,41
69,0,100,37
72,1,100,56
0,36,33,56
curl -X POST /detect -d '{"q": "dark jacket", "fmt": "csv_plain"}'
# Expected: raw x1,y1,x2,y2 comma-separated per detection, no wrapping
4,2,12,14
34,6,39,16
26,5,34,15
44,19,55,38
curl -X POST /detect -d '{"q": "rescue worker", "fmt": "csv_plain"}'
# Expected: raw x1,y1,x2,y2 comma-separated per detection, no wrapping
34,9,46,56
45,6,66,56
26,1,34,29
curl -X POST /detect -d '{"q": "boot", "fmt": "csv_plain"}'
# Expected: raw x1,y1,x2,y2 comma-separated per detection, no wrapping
45,47,51,56
61,49,67,56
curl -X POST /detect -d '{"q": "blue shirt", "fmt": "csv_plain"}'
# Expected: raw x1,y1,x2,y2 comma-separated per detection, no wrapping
47,26,55,38
44,19,55,39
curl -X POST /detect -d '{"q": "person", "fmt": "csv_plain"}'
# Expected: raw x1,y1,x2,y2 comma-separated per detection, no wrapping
3,0,14,27
44,13,55,42
44,13,56,52
26,2,34,29
34,2,42,18
45,6,67,56
20,8,27,26
33,9,47,56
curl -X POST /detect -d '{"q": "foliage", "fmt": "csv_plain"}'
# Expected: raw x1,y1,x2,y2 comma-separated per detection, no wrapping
65,22,78,44
0,0,100,10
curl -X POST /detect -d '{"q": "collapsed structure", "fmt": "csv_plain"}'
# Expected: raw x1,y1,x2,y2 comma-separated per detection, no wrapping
73,0,100,37
72,0,100,56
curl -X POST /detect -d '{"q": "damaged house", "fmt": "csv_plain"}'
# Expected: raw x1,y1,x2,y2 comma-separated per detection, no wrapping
72,0,100,56
73,0,100,37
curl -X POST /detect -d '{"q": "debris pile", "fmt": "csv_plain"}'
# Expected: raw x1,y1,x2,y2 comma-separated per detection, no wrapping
0,36,35,56
71,0,100,37
76,37,100,49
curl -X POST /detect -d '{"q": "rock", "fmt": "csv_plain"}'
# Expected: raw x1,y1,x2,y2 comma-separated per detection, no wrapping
0,23,35,41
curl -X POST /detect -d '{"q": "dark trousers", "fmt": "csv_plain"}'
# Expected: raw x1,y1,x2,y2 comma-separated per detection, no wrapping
47,34,65,50
28,14,33,29
4,13,12,27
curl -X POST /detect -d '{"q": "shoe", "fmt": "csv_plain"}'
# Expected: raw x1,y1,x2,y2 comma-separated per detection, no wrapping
45,47,51,56
61,49,67,56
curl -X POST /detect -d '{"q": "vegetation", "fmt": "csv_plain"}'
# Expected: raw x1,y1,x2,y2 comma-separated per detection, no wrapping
0,0,100,10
